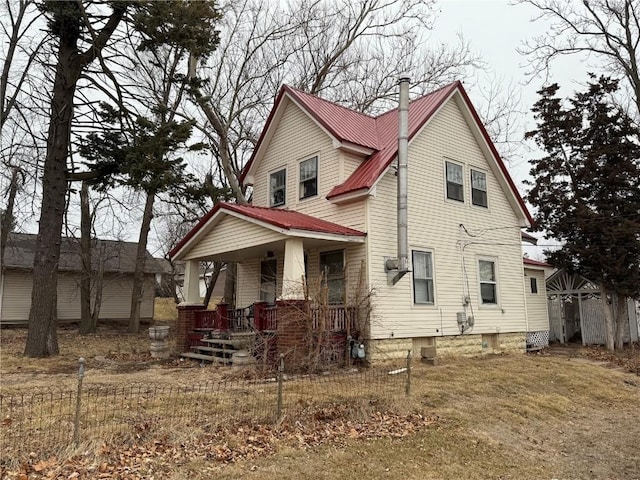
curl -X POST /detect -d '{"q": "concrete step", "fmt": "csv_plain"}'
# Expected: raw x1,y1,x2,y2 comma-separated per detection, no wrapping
191,346,236,355
201,338,247,348
180,352,232,364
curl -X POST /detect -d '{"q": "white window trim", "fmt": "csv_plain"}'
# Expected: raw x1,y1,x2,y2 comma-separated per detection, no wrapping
269,167,287,207
411,248,437,307
443,158,465,205
470,167,489,209
477,256,499,307
298,155,319,201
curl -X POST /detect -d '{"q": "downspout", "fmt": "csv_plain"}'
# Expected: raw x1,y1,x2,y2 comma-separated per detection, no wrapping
385,75,410,285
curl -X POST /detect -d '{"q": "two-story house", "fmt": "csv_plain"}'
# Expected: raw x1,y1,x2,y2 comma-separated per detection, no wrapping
170,79,541,362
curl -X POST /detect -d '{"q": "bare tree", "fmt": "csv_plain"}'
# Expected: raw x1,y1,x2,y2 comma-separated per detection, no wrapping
25,1,128,357
188,0,481,203
0,0,47,256
517,0,640,120
0,0,44,131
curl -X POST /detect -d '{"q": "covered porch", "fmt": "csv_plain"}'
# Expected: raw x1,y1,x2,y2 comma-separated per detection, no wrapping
169,203,367,367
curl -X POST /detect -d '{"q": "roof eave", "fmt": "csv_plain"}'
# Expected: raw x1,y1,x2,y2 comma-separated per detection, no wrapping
326,187,371,203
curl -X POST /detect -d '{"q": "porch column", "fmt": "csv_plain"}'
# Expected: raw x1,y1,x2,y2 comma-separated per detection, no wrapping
183,259,201,304
281,238,306,300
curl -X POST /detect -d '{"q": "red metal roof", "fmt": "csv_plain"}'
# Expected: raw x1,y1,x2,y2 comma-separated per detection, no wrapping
285,86,380,150
170,203,366,259
523,258,552,268
327,82,458,198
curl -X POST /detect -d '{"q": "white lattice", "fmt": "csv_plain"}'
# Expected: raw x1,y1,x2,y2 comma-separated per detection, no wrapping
526,331,549,348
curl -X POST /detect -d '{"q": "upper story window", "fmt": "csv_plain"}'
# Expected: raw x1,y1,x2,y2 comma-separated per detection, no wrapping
445,161,464,202
320,249,344,304
270,168,286,207
530,277,538,294
299,156,318,199
479,259,498,305
471,169,488,207
412,250,434,304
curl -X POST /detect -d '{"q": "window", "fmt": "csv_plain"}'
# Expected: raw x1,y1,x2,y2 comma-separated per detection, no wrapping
446,161,464,202
530,277,538,294
320,250,344,304
412,251,434,304
479,259,497,304
270,169,286,206
260,259,277,304
471,169,487,207
299,156,318,199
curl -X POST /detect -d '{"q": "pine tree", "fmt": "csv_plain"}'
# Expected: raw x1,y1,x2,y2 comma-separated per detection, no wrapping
526,75,640,351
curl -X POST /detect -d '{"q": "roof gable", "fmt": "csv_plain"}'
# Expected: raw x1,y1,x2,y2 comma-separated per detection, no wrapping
170,203,366,260
240,80,532,225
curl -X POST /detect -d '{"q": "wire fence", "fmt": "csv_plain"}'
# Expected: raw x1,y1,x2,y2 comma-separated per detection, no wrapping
1,354,412,462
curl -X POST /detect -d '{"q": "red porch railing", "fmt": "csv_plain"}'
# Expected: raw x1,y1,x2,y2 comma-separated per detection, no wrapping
193,302,356,334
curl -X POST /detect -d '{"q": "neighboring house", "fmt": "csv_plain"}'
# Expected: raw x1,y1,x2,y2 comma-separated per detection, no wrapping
1,233,161,325
546,269,639,345
169,261,226,304
171,80,539,360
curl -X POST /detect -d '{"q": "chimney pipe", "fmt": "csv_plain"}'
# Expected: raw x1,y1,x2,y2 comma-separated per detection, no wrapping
385,76,410,284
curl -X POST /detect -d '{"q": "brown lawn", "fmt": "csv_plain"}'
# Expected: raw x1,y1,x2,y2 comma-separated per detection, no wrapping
1,303,639,480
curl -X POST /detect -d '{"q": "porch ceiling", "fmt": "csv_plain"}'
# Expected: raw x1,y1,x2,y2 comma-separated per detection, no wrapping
176,205,365,262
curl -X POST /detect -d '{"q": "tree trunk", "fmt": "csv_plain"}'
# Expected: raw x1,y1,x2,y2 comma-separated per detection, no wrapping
601,286,616,352
24,34,82,357
203,261,222,308
79,181,94,334
223,262,236,309
129,191,155,333
614,294,628,351
91,241,105,328
0,166,22,265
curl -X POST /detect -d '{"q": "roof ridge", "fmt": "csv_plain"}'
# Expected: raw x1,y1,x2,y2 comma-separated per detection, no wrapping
373,81,460,120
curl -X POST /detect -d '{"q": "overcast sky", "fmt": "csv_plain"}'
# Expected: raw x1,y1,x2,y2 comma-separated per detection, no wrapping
432,0,591,259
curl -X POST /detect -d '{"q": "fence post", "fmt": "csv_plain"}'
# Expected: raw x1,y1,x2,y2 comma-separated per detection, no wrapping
276,354,284,422
74,357,86,446
405,350,411,397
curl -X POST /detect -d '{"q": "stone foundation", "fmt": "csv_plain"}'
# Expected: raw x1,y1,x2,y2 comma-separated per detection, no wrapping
368,332,526,362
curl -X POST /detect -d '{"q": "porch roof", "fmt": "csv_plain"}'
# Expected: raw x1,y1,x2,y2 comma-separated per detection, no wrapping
170,203,366,261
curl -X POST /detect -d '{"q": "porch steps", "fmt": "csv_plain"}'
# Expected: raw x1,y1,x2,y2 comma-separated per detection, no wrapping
182,336,251,365
192,346,236,355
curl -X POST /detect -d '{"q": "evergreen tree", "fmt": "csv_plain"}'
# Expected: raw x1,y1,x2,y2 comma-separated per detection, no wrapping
526,75,640,351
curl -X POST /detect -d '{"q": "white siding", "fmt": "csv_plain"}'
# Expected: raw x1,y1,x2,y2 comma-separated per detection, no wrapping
251,100,365,231
367,99,527,339
236,260,260,307
1,270,154,324
185,215,287,260
1,271,31,322
241,99,369,305
524,268,549,332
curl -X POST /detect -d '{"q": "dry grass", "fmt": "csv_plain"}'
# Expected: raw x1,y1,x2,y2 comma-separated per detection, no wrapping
153,297,178,323
1,323,639,479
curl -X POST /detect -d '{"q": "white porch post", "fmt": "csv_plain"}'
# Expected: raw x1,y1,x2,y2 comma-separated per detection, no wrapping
183,259,201,304
281,238,306,300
